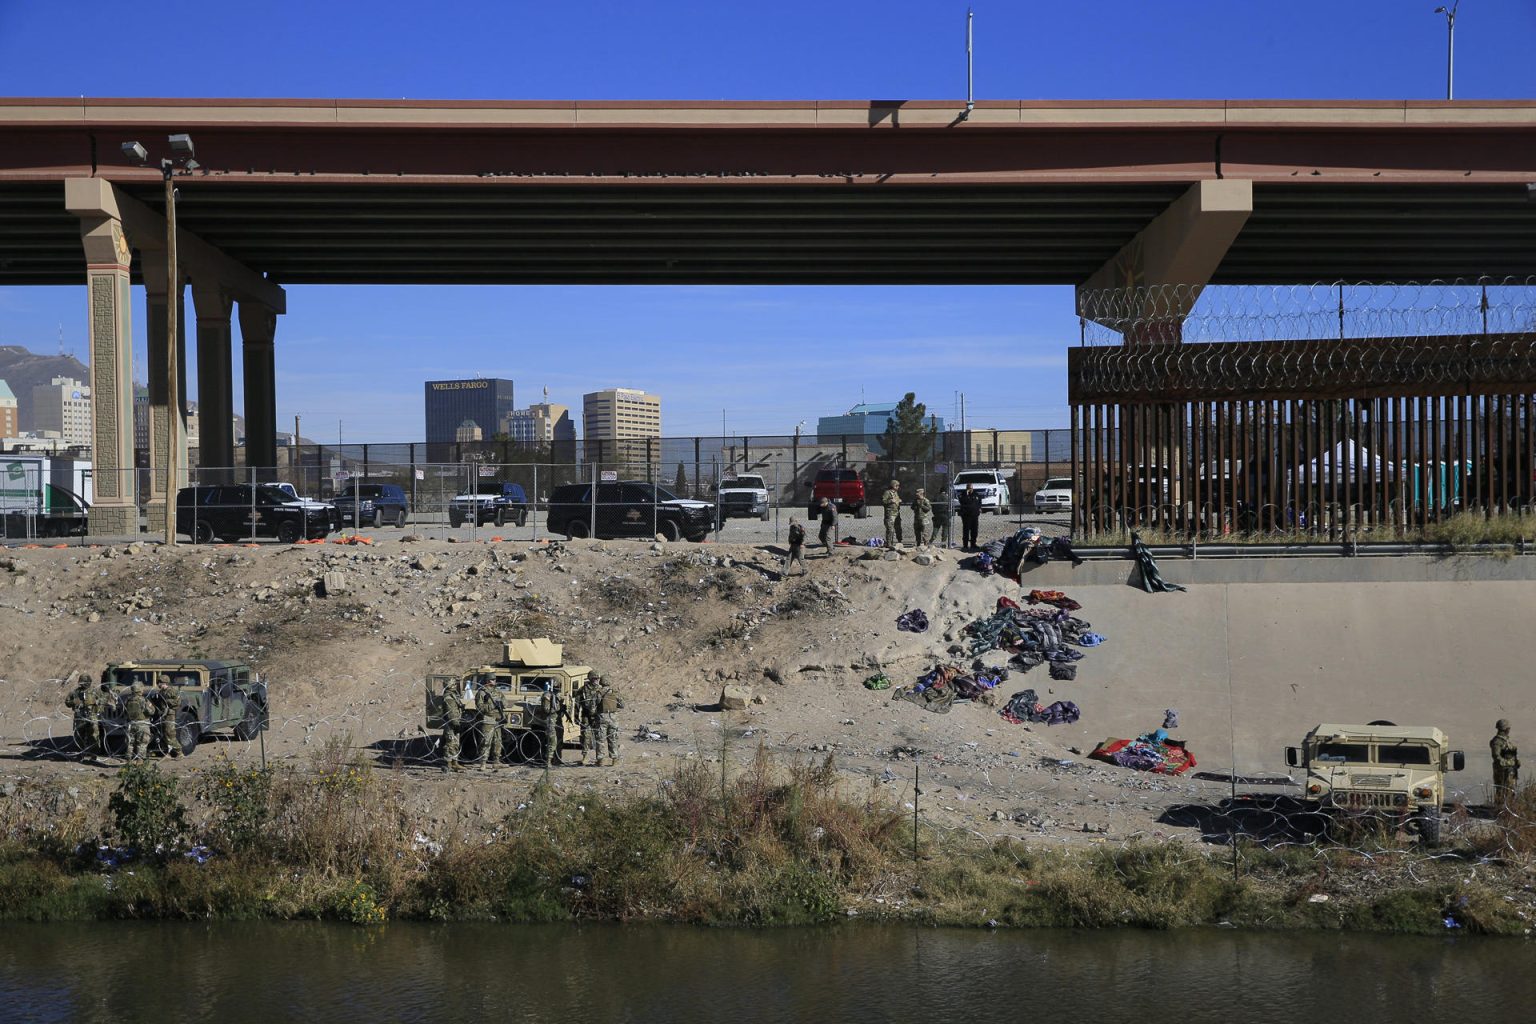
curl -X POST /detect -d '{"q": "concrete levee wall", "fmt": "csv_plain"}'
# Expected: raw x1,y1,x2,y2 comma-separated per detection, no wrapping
999,556,1533,797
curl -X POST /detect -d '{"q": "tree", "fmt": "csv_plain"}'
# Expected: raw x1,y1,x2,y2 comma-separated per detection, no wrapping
673,461,690,498
871,392,940,492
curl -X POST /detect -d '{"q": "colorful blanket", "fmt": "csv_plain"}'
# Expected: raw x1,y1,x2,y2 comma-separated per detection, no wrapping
1088,735,1198,775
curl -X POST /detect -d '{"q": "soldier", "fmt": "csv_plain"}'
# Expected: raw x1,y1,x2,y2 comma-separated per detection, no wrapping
882,480,903,549
1491,719,1520,804
912,488,932,549
817,497,839,556
156,674,182,758
440,679,464,772
539,681,567,767
577,674,604,766
123,683,152,762
595,677,625,767
783,518,807,576
65,673,101,757
473,677,505,770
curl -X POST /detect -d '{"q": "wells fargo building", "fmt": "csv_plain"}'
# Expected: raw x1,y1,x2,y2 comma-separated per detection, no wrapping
424,378,515,449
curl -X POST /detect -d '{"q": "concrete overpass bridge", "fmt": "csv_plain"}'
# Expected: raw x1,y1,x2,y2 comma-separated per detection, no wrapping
1,97,1534,532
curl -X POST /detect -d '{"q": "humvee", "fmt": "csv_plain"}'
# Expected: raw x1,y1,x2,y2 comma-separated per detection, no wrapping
425,639,591,765
1286,723,1466,845
94,660,269,756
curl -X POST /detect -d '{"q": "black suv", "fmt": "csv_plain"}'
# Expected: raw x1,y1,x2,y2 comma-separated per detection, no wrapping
176,484,338,544
332,483,410,528
546,482,713,542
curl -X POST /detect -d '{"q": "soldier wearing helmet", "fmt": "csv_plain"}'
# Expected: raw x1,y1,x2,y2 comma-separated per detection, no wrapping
1491,719,1519,804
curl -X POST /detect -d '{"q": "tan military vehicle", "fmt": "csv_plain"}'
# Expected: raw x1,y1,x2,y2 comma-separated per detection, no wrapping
94,660,269,756
425,639,591,765
1286,723,1466,845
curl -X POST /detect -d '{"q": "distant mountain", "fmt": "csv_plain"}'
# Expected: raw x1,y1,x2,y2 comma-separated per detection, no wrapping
0,345,89,431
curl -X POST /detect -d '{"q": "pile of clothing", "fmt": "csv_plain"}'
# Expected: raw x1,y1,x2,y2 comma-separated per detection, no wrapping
969,527,1083,579
892,664,1006,713
963,596,1097,674
1025,589,1082,612
1088,733,1198,775
896,608,929,633
999,688,1081,726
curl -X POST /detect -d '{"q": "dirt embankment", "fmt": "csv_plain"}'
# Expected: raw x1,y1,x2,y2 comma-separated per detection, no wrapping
1,538,1529,842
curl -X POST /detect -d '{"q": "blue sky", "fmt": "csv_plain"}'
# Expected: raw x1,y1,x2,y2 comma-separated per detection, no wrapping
1,0,1532,440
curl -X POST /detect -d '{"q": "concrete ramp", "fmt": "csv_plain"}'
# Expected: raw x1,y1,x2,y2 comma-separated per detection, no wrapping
999,559,1533,800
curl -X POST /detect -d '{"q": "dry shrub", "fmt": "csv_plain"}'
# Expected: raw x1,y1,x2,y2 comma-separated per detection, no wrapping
1421,511,1536,550
265,734,409,884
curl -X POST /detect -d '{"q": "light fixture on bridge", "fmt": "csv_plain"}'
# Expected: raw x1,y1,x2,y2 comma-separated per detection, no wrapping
121,141,148,163
168,133,196,158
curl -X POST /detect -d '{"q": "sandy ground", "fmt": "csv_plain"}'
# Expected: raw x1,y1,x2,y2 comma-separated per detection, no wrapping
0,535,1527,844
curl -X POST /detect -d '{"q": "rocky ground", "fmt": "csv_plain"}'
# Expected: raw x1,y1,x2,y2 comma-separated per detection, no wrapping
0,535,1267,844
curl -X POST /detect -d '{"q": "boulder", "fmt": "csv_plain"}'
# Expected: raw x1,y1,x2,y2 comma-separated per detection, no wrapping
321,571,347,597
719,685,752,711
413,554,438,571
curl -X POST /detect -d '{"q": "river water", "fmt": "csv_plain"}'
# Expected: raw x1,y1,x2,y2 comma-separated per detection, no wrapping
0,922,1529,1023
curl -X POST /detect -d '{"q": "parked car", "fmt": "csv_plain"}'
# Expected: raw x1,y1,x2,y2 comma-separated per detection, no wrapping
547,482,713,542
949,469,1010,514
1033,476,1073,514
333,483,410,528
810,468,868,518
176,484,338,544
718,474,770,521
449,482,528,528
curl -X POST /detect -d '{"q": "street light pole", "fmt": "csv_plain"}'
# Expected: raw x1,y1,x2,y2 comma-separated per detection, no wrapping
124,135,198,545
162,158,179,546
1434,1,1460,101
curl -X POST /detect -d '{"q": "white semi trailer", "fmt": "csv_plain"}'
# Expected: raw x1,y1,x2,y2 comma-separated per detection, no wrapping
0,455,92,538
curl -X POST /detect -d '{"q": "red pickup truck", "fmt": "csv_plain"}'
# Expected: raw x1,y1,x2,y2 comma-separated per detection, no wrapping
809,468,868,518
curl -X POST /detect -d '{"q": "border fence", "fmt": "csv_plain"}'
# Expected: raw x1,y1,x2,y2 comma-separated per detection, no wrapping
1070,279,1536,541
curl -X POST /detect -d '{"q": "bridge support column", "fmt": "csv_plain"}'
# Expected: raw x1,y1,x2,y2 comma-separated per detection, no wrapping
1076,179,1253,343
65,179,137,536
194,282,235,481
239,302,279,478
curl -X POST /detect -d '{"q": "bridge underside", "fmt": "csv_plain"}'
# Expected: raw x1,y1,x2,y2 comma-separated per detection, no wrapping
3,181,1534,286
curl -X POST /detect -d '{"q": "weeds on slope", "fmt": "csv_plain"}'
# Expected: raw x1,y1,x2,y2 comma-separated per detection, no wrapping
2,755,1534,934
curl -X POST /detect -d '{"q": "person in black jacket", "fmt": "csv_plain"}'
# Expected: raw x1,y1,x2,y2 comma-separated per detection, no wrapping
956,484,983,550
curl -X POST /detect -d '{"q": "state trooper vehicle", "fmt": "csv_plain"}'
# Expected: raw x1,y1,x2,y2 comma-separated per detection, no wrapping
91,659,270,756
1286,722,1466,845
425,639,591,764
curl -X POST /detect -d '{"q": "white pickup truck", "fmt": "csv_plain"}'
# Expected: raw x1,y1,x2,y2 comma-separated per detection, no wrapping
949,469,1010,515
718,474,770,521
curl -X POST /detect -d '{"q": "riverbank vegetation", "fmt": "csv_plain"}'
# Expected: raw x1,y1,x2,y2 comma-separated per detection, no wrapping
2,741,1532,935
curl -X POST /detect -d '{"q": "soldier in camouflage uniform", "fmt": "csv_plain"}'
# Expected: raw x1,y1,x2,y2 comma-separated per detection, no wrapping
440,680,464,772
912,488,933,549
65,673,103,757
473,678,505,769
123,683,152,762
156,675,182,758
594,678,625,767
577,674,604,766
882,480,903,549
1491,719,1520,804
539,682,567,767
